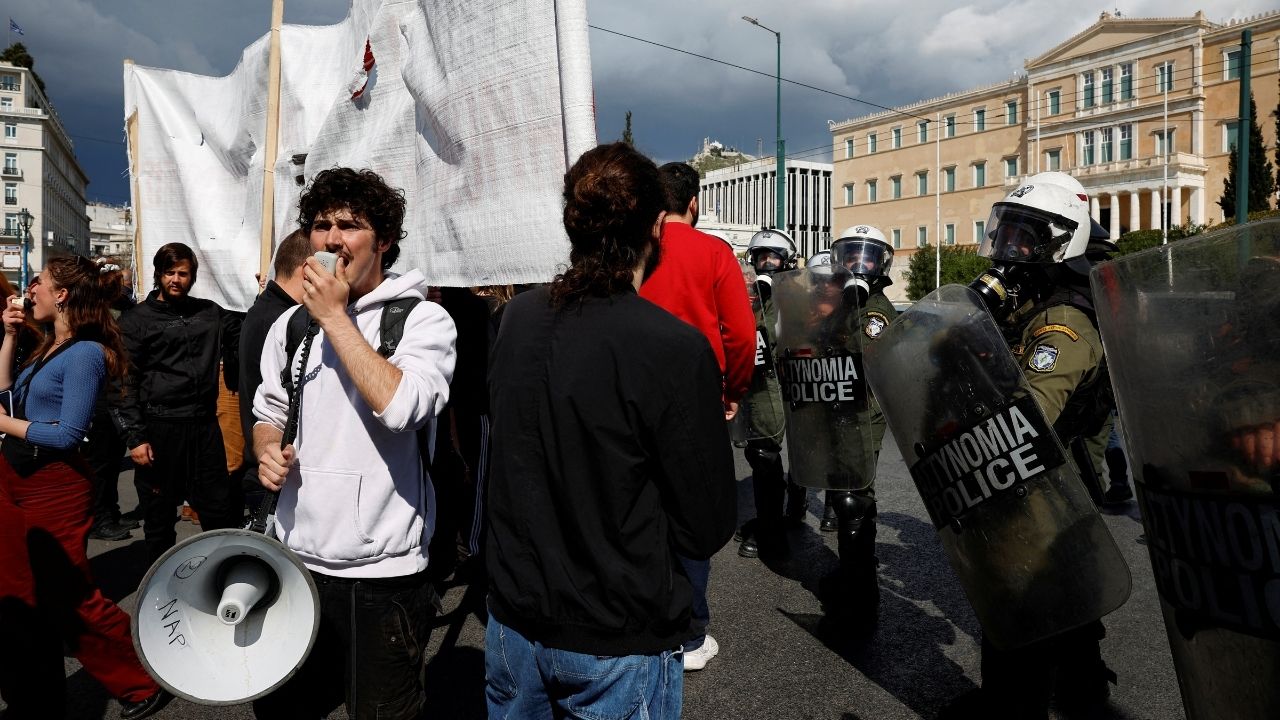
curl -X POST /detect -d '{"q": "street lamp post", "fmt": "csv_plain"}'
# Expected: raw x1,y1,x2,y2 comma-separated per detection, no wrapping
17,207,32,290
742,16,784,233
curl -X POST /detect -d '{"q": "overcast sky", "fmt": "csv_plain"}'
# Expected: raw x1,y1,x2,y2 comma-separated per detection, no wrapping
9,0,1275,206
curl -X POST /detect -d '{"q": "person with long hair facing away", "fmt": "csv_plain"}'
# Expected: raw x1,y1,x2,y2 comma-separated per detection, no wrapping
0,255,168,719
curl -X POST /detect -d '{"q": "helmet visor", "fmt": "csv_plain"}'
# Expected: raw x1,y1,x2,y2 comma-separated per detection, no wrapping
980,203,1079,263
750,248,785,274
831,239,893,277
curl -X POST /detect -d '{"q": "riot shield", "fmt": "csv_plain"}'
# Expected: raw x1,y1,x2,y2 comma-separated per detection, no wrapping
772,267,876,491
1091,218,1280,719
729,260,786,445
864,284,1131,650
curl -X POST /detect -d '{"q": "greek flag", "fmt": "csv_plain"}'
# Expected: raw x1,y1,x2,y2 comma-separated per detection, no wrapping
8,19,23,36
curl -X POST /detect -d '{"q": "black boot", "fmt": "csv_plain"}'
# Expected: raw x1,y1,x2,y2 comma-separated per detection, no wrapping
820,493,837,532
819,493,879,634
784,481,808,526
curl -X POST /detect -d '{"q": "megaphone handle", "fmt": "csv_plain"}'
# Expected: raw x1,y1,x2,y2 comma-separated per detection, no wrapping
249,321,319,536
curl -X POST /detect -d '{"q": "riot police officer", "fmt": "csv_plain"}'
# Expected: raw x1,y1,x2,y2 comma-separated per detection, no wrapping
815,225,897,622
949,180,1120,718
737,229,806,558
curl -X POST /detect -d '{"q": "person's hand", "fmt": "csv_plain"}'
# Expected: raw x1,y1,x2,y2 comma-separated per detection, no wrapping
130,443,154,467
1231,420,1280,473
301,256,350,329
725,401,739,422
255,272,267,293
2,296,23,336
258,444,296,492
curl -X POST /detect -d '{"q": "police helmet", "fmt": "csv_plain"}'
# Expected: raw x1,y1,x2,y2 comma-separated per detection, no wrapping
747,229,797,274
1027,171,1111,247
980,184,1090,265
831,224,893,278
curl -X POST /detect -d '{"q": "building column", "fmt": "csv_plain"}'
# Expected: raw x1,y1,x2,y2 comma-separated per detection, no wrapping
1190,186,1203,225
1171,185,1183,228
1090,196,1100,223
1108,193,1120,240
1129,190,1141,232
1150,188,1161,230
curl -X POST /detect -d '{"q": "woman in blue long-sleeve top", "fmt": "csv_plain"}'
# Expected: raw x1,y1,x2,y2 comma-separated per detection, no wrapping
0,255,168,720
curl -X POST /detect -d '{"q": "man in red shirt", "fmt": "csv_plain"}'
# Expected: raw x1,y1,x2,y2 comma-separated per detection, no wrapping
640,161,755,672
640,163,755,414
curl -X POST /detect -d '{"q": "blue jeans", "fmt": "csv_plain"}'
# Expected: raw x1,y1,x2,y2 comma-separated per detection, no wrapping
485,615,683,719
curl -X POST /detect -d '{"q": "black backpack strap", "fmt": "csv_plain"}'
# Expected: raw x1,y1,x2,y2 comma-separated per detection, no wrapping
378,298,422,357
281,307,313,397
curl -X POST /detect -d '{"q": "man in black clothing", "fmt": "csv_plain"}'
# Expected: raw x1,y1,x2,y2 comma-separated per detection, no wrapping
485,142,737,718
238,230,309,505
111,242,236,561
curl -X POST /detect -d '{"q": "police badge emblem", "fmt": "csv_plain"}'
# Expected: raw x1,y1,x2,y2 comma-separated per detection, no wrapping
1028,344,1058,372
864,311,888,339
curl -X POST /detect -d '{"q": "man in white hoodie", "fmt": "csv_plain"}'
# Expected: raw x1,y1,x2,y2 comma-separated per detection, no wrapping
251,167,457,720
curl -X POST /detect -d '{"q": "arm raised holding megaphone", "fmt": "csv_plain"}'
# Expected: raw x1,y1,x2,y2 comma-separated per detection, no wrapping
254,425,294,492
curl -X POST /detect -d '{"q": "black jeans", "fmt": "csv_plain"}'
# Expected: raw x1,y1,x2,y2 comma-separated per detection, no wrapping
83,407,125,525
252,569,437,720
133,418,235,561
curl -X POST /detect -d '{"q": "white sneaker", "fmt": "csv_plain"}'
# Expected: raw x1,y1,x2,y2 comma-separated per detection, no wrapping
682,635,719,671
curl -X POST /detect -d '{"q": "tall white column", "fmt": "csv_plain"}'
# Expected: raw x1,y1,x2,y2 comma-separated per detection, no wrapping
1108,193,1120,239
1190,186,1203,225
1129,190,1141,231
1090,196,1100,222
1171,185,1183,228
1150,189,1161,230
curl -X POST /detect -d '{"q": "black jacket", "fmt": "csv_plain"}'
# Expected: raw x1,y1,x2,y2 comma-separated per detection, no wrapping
111,290,224,448
485,287,737,656
238,281,298,455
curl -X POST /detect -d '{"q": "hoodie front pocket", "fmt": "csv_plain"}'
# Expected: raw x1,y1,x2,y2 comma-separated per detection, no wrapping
284,467,378,560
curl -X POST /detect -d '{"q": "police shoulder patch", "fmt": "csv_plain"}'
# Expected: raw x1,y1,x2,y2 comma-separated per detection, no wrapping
1027,344,1059,373
1032,323,1080,342
863,311,888,339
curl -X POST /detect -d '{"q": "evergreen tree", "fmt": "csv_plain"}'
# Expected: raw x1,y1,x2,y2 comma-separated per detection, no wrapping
621,111,633,146
903,244,992,301
0,43,45,93
1218,92,1277,218
1273,74,1279,199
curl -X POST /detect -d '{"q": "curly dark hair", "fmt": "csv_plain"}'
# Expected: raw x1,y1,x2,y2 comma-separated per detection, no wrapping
298,168,406,270
152,242,198,290
550,143,665,307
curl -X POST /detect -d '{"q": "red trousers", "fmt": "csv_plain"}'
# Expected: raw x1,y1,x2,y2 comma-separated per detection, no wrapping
0,455,159,712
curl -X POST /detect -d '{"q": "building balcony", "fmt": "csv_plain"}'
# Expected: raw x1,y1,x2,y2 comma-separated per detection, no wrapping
1,166,20,179
4,197,14,205
0,82,18,92
1073,152,1207,182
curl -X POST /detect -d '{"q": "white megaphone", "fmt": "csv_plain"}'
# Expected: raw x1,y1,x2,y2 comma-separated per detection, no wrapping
131,528,320,705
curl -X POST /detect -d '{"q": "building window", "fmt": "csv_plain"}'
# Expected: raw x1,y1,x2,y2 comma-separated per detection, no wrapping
973,162,986,187
944,167,955,192
945,223,956,245
1083,130,1095,165
891,228,901,249
945,115,955,138
1100,128,1113,163
1004,156,1018,179
1005,100,1017,125
3,152,15,174
3,183,14,206
1083,71,1095,108
843,184,854,206
868,133,878,153
1224,121,1239,152
867,180,878,203
1119,124,1132,160
975,219,986,243
0,97,10,110
1046,148,1060,171
917,121,928,143
892,127,902,149
891,176,901,199
844,138,854,158
917,226,928,247
1157,62,1174,93
1226,49,1241,80
3,123,14,140
1156,128,1176,157
1120,63,1133,99
1101,67,1113,104
0,76,16,92
1047,89,1060,116
916,171,928,196
4,212,17,234
974,108,985,132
